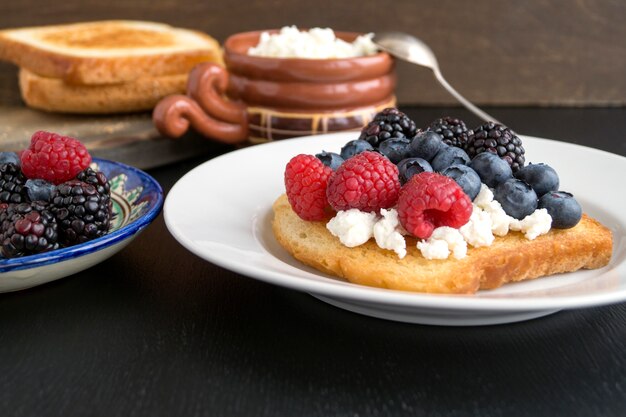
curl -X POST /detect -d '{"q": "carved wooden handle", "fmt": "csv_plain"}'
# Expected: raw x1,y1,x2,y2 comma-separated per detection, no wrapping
153,63,248,144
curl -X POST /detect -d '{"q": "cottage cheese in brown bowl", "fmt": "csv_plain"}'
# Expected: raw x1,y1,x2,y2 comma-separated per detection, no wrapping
154,26,396,144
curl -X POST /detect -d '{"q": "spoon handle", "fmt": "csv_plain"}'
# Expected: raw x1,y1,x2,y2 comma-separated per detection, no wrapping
432,68,501,125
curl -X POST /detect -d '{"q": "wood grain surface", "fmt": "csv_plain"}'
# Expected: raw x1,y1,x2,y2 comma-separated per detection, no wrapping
1,107,625,417
0,106,232,169
1,0,625,106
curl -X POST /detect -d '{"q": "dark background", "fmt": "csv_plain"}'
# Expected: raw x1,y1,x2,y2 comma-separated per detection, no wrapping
1,3,626,417
1,0,626,106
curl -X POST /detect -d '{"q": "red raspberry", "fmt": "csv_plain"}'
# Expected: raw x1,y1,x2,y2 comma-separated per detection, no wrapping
398,172,472,239
284,154,334,221
20,131,91,185
326,151,400,212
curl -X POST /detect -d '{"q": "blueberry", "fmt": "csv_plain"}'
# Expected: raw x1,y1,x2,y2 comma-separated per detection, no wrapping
340,139,374,160
514,163,559,197
430,146,471,172
316,151,344,170
494,178,538,220
397,157,433,184
378,138,411,164
0,152,20,166
409,131,443,161
24,179,56,202
469,152,513,188
538,191,582,229
441,164,481,200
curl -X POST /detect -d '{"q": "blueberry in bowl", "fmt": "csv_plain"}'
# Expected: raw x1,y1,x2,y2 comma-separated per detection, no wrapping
340,139,374,160
409,131,443,161
315,151,344,171
514,163,559,197
442,164,482,200
430,145,471,172
494,178,538,220
397,157,433,184
538,191,582,229
379,137,411,164
469,152,513,188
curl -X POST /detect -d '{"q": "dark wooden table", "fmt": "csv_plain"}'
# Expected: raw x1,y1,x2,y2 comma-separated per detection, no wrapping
1,107,625,417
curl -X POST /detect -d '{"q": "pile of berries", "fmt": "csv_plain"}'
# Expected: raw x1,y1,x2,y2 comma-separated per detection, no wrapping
284,107,582,241
0,131,112,258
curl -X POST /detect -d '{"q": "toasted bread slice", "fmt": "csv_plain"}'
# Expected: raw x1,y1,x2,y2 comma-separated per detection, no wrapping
19,68,187,114
272,194,613,294
0,20,223,85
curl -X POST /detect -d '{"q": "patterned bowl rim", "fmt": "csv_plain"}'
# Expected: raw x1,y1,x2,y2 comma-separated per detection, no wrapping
0,158,164,273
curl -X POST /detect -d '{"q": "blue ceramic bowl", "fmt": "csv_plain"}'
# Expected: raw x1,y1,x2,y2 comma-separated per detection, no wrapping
0,158,163,292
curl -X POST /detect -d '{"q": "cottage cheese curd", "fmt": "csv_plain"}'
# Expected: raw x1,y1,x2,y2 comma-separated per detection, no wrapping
510,208,552,240
326,209,376,247
460,206,495,248
373,208,407,259
326,184,552,260
248,26,378,59
417,227,468,260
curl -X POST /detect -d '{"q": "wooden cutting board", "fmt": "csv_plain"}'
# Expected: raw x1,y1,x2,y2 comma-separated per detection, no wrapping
0,105,219,170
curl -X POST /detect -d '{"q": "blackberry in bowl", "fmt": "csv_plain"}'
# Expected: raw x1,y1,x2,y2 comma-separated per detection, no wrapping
466,122,525,172
0,201,59,258
428,117,473,150
0,162,27,204
358,108,418,147
0,158,163,292
0,132,163,293
51,180,112,245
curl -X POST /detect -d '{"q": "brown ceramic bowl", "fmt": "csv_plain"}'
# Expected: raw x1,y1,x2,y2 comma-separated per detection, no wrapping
154,30,396,144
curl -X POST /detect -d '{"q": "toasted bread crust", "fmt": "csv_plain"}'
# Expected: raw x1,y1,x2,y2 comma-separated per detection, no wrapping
19,69,188,114
272,194,613,294
0,21,223,85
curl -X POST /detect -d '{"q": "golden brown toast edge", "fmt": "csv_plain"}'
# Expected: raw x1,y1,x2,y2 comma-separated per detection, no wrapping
0,23,224,85
19,69,188,114
272,194,613,294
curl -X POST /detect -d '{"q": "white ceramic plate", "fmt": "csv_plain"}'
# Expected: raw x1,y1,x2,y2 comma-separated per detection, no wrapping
164,133,626,326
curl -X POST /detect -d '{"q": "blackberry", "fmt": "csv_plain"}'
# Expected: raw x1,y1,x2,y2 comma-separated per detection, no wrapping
428,117,473,149
76,168,111,198
0,163,27,204
0,201,59,258
358,108,418,147
466,122,525,172
51,180,111,245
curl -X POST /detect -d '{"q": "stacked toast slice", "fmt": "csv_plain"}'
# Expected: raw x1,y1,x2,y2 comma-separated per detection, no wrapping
0,20,223,113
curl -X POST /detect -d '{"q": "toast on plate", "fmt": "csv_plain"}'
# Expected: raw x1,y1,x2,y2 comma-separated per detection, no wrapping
0,20,223,85
272,194,613,294
19,68,187,114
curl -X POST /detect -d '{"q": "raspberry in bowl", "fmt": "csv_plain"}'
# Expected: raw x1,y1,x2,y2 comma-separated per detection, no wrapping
0,131,163,292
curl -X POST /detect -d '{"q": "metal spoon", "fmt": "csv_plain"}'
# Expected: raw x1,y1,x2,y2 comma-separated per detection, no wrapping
373,32,501,124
